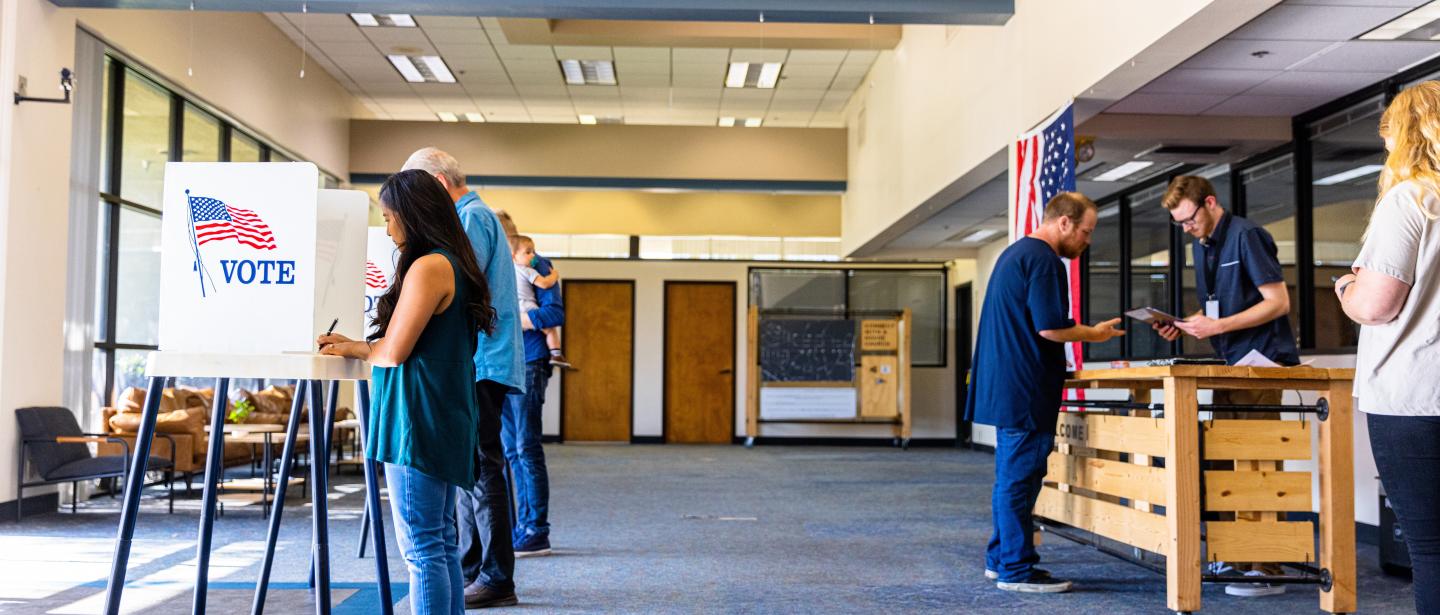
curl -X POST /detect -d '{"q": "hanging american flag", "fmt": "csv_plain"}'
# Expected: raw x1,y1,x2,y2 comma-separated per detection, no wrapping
1013,103,1084,375
189,194,277,250
365,260,388,289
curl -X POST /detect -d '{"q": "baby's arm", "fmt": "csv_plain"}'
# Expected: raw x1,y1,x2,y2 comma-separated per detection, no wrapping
533,266,560,289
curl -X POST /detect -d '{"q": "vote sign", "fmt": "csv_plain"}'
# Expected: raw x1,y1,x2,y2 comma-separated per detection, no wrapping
364,226,397,338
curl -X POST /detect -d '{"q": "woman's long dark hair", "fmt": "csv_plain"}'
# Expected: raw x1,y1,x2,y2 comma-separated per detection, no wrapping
369,169,496,342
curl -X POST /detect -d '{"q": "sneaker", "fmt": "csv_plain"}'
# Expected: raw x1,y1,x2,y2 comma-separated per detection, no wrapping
997,572,1073,594
985,567,1050,581
463,581,518,609
1224,570,1286,597
549,354,573,369
514,533,551,558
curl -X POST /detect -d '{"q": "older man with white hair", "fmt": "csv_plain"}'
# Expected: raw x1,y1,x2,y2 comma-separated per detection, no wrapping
401,146,526,609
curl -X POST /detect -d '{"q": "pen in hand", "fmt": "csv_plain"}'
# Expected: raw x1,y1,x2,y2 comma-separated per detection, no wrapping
320,317,338,350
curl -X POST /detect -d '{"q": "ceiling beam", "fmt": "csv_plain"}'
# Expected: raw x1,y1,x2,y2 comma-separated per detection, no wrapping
49,0,1013,25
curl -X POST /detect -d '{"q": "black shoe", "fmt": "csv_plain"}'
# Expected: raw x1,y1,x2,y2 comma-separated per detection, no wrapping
464,582,518,609
996,572,1073,593
986,566,1050,581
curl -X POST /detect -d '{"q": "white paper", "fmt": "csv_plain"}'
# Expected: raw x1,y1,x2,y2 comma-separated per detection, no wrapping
1124,306,1179,324
760,387,856,420
1235,349,1281,368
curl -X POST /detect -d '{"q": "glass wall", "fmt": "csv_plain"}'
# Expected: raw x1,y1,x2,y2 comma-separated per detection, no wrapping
1306,98,1382,349
1087,202,1123,361
1127,184,1174,359
1240,154,1301,345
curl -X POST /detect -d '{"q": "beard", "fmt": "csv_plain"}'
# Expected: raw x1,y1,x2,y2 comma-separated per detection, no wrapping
1059,241,1087,260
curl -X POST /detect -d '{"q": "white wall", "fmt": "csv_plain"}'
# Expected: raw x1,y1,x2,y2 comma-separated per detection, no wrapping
535,259,959,442
0,0,353,508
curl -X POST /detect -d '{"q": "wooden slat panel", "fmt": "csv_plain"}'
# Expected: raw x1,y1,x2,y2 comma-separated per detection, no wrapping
1046,452,1166,505
1204,470,1312,512
1055,412,1166,457
1197,378,1332,391
1203,419,1310,460
1207,521,1315,563
1034,486,1168,554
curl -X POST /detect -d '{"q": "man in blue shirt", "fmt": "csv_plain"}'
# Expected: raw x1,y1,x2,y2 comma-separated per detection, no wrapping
1154,175,1299,598
967,192,1124,594
402,147,525,608
491,209,564,558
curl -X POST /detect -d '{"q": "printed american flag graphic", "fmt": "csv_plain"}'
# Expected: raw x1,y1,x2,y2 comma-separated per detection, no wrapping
365,260,388,289
189,195,277,250
1013,103,1084,377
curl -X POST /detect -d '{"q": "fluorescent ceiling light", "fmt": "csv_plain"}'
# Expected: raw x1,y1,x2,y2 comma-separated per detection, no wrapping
1092,161,1155,182
387,54,424,83
756,62,782,89
351,13,415,27
1360,0,1440,40
418,56,456,83
437,112,458,122
559,60,617,86
578,114,597,125
464,112,484,123
960,229,1001,243
718,116,736,127
1313,164,1384,186
726,62,748,88
744,117,762,128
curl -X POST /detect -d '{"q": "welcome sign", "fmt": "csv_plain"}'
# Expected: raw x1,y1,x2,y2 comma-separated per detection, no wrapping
364,226,397,338
158,163,366,354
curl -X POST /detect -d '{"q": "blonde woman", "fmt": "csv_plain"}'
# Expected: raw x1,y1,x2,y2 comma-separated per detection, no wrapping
1334,80,1440,615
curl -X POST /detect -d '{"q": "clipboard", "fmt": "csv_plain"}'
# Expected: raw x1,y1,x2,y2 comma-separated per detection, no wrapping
1124,306,1182,325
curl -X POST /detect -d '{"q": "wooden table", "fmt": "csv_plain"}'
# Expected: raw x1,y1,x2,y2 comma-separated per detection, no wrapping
222,424,310,517
1038,365,1355,614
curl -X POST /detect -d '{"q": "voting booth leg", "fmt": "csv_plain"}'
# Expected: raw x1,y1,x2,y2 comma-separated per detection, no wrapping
104,376,166,615
354,380,394,613
251,380,309,615
191,378,232,615
306,381,340,592
306,381,333,614
356,504,369,558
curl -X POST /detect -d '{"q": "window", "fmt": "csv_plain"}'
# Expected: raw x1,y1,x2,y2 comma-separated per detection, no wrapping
1086,202,1122,361
230,131,262,162
1127,183,1174,359
1240,154,1301,346
182,104,221,162
1306,97,1381,349
750,268,946,366
118,70,169,208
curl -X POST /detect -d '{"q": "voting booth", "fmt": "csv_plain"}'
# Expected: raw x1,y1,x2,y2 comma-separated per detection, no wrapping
105,163,393,615
364,227,397,339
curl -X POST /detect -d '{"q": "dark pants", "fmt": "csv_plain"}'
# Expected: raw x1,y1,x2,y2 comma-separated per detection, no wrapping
1369,413,1440,615
457,380,515,592
503,360,552,542
986,427,1055,582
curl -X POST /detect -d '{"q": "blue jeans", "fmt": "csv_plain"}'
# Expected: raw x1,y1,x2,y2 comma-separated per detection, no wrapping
502,360,551,542
986,427,1055,582
1369,413,1440,615
385,463,463,615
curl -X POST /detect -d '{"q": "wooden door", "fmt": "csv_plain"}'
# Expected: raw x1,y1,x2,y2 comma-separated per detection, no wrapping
561,281,633,442
664,282,736,444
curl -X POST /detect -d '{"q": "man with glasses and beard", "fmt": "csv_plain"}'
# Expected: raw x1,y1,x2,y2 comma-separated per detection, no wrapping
1154,175,1300,598
968,191,1124,594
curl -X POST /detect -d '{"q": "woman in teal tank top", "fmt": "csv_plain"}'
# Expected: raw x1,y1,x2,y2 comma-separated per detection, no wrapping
320,169,496,615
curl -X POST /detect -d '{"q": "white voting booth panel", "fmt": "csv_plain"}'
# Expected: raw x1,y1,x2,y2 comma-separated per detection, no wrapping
157,163,368,355
364,227,397,339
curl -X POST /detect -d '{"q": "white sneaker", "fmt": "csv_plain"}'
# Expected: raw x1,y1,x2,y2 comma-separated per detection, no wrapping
1224,570,1286,597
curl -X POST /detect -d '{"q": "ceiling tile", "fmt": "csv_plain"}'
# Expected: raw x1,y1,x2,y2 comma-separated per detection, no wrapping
553,46,614,61
1106,93,1229,115
416,16,483,29
492,44,557,61
619,72,671,87
1138,68,1280,96
672,48,730,64
1246,70,1389,96
1180,39,1338,71
362,27,432,47
529,115,580,124
456,71,513,87
515,84,569,97
1227,4,1411,41
485,112,535,122
569,85,621,100
426,28,490,44
614,47,670,63
730,48,789,63
449,56,505,72
301,25,369,44
787,50,848,65
1292,41,1440,72
410,83,466,96
1202,94,1324,117
282,13,354,29
1284,0,1418,7
620,61,671,76
672,64,725,87
779,75,837,89
356,81,415,95
315,41,380,58
435,42,496,59
830,76,863,91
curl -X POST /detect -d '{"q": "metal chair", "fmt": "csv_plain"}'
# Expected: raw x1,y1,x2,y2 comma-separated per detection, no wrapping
15,406,175,522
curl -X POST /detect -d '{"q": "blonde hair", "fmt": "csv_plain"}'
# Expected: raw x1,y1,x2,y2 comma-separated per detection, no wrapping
510,234,534,253
1377,82,1440,220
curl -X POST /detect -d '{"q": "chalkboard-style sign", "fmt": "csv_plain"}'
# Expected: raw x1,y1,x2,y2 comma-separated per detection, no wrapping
760,319,855,382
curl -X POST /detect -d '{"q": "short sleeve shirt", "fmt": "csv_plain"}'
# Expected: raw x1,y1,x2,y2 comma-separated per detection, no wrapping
1194,212,1300,366
965,237,1076,434
1353,181,1440,416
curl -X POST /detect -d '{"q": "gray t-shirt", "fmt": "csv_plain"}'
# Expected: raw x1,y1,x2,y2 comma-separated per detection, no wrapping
514,264,540,312
1353,180,1440,416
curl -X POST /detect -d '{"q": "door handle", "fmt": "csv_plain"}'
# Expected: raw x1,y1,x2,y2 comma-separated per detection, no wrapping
718,368,733,375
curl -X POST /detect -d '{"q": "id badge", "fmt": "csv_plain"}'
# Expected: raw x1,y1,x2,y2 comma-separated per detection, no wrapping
1205,299,1220,320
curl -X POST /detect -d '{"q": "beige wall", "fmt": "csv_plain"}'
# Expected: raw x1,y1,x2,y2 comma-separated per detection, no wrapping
351,120,846,182
0,0,353,507
842,0,1230,257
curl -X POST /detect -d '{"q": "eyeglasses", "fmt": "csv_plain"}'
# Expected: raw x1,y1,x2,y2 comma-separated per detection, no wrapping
1171,206,1203,228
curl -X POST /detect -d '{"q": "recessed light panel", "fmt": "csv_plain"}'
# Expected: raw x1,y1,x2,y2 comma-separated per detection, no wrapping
560,60,618,86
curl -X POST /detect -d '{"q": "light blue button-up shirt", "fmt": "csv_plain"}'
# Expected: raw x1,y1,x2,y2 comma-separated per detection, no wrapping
454,191,525,393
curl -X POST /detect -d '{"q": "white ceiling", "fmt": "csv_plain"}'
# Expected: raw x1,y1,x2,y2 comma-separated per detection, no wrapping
264,13,879,127
1108,0,1440,117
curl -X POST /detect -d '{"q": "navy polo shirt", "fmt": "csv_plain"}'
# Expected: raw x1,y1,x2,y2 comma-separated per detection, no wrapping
966,237,1075,434
1194,212,1300,366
